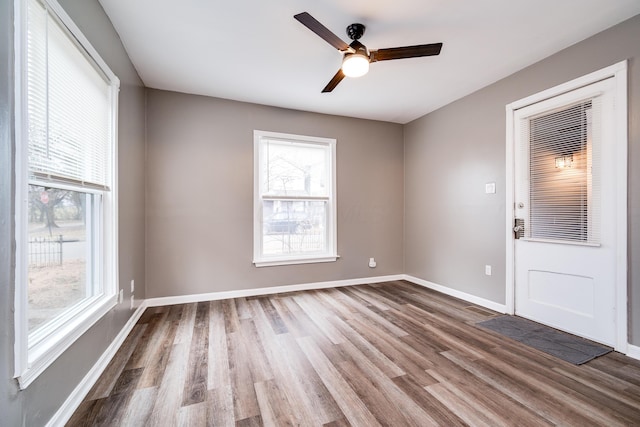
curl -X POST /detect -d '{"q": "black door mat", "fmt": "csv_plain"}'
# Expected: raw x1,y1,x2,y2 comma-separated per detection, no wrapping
477,315,612,365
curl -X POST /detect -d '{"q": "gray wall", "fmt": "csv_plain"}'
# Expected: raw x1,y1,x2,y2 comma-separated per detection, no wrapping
404,14,640,344
0,0,146,425
2,2,638,424
145,89,404,298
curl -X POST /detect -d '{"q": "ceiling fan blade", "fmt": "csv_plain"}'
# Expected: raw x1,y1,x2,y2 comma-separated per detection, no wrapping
322,69,346,93
370,43,443,62
294,12,351,52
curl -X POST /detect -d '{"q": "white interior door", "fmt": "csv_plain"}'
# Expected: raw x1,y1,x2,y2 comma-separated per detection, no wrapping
513,78,618,347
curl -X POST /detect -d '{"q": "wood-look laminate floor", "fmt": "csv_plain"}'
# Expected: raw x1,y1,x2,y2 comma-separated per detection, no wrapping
67,281,640,426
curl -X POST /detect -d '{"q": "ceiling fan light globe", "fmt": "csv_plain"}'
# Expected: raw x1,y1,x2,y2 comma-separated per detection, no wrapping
342,53,369,78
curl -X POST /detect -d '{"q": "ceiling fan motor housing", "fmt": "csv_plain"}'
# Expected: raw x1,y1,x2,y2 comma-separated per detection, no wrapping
346,23,365,41
348,40,369,57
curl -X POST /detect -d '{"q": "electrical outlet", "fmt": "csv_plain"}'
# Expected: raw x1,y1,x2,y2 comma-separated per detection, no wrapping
485,265,492,276
118,289,124,304
130,279,135,293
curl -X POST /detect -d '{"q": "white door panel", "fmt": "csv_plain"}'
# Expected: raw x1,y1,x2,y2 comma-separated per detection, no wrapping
514,77,617,346
515,239,616,345
527,271,594,317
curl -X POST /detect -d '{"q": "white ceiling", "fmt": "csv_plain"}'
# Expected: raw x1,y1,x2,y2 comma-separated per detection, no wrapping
98,0,640,124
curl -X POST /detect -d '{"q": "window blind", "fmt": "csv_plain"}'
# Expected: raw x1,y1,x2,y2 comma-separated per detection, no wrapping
27,0,112,189
520,98,601,244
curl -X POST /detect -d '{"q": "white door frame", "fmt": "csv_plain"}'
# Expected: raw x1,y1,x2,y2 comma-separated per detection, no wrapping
505,60,628,352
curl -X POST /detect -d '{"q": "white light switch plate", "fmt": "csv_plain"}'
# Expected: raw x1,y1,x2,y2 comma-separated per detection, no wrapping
485,182,496,194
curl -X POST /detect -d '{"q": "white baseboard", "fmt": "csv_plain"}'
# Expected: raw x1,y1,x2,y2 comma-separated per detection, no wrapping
403,275,507,314
627,344,640,361
46,302,148,427
145,274,405,307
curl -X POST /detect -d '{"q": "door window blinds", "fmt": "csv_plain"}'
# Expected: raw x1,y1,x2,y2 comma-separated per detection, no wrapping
520,97,601,244
27,0,113,190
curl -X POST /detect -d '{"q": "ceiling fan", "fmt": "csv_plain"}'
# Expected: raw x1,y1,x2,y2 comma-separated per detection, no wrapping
294,12,443,93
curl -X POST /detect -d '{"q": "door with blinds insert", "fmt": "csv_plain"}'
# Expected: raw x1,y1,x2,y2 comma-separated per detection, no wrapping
513,78,617,346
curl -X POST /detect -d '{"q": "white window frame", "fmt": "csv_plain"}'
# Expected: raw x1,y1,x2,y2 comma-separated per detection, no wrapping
253,130,337,267
13,0,119,389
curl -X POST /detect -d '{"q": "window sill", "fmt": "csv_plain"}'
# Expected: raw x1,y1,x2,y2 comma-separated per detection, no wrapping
254,255,339,268
16,294,117,389
520,237,601,247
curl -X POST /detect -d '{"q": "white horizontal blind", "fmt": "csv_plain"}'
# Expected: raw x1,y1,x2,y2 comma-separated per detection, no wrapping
521,98,601,244
27,0,112,189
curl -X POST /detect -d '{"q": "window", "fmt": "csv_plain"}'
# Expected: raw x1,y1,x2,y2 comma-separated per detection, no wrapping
525,100,600,243
254,131,337,267
517,95,602,246
14,0,119,388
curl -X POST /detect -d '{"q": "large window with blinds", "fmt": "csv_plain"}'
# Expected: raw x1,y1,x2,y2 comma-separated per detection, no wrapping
520,98,601,244
253,130,337,267
14,0,119,387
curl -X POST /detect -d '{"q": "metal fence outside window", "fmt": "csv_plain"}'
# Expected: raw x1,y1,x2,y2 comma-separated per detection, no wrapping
29,235,63,267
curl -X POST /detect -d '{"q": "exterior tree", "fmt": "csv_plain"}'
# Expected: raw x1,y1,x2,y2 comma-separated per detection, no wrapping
29,187,69,235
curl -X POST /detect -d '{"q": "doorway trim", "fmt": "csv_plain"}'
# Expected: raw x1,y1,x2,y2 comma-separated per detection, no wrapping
505,60,628,352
